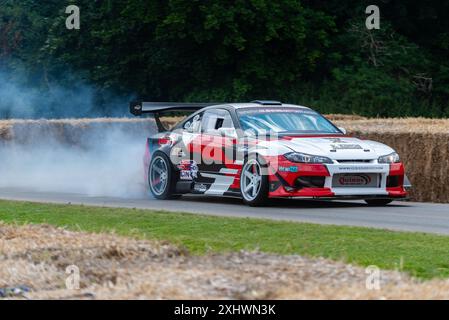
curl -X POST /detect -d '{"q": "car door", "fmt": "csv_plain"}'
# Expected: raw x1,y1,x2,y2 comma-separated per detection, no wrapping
195,108,240,195
171,112,203,183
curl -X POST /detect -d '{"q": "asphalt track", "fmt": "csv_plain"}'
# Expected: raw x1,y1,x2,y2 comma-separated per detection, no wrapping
1,187,449,235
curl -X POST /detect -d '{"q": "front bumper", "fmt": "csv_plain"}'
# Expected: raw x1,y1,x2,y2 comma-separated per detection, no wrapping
268,158,408,199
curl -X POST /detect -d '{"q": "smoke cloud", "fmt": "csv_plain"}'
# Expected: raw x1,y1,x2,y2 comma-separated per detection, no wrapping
0,70,131,119
0,70,156,199
0,119,156,198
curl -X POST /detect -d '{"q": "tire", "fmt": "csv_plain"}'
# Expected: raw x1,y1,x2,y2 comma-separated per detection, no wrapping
148,152,179,200
240,155,269,206
365,199,393,206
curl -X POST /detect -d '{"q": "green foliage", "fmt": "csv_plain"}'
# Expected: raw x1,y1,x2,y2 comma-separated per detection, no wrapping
313,21,444,117
1,0,449,117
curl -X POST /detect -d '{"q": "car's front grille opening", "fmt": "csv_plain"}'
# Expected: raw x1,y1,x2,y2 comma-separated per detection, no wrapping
332,173,380,188
387,175,400,187
336,159,373,163
295,176,326,189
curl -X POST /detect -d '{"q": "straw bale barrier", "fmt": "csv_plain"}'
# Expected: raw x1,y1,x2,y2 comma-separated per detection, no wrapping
1,116,448,203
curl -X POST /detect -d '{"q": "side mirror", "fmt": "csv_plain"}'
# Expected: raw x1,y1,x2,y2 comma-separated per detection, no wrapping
338,127,347,134
217,127,237,138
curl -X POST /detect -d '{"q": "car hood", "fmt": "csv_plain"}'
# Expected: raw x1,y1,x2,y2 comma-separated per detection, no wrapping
276,135,395,160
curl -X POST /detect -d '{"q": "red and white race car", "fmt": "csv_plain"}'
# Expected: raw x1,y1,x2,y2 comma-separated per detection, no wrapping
130,100,409,206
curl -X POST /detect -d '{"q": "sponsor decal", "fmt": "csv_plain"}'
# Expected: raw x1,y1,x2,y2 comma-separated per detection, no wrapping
194,183,207,193
327,138,345,143
338,166,384,171
180,171,193,180
171,147,186,157
338,174,372,186
278,166,299,173
238,108,317,115
177,160,198,180
331,144,363,150
326,138,363,150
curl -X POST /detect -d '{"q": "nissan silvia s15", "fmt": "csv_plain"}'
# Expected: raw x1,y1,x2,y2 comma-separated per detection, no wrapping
130,100,410,206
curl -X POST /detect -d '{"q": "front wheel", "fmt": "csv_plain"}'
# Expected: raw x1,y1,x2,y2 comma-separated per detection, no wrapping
240,156,269,206
365,199,393,206
148,152,178,200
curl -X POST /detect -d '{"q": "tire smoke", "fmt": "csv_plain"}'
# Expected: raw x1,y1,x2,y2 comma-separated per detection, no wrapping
0,119,156,198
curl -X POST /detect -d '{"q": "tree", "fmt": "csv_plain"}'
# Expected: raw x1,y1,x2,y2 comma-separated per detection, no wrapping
1,0,448,118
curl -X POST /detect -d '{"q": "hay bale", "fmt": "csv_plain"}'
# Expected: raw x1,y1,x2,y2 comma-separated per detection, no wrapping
1,116,449,203
0,118,156,147
332,117,449,203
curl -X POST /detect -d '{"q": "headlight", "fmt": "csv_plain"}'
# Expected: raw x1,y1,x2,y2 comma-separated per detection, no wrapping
284,152,333,164
378,152,400,164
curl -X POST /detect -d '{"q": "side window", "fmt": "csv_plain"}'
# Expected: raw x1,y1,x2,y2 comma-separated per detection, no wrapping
201,109,234,134
184,113,202,133
183,120,192,130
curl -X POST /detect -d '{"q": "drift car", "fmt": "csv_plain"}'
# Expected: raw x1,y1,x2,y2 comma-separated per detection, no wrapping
130,101,409,206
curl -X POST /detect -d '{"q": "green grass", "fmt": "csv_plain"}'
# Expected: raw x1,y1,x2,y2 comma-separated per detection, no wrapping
1,200,449,279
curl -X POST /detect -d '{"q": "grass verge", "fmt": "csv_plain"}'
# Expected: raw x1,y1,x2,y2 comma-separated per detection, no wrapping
1,200,449,279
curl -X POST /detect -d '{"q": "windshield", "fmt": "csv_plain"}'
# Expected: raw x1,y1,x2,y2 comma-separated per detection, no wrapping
237,107,341,135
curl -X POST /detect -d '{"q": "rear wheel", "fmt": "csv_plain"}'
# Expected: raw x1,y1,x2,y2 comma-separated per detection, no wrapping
365,199,393,206
240,156,269,206
148,152,179,199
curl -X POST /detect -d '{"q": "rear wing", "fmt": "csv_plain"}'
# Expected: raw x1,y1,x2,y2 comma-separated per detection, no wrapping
129,101,219,132
129,101,218,116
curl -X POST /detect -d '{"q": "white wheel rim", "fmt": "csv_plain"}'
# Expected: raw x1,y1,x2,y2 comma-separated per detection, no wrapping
150,156,168,196
241,159,262,201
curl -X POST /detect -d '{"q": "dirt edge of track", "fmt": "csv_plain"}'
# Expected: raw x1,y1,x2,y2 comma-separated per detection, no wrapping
2,222,449,299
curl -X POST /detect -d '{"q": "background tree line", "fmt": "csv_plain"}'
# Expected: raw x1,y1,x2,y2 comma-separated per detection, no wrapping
1,0,448,118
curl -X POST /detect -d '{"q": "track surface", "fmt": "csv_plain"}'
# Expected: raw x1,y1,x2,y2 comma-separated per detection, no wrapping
1,188,449,235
